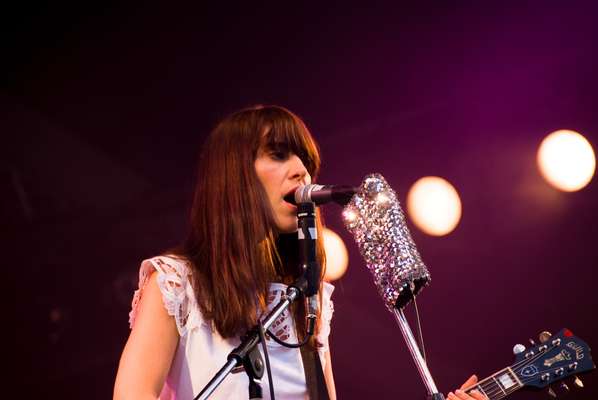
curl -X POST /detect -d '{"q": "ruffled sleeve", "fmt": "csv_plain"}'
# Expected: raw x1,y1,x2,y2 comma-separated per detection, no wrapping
316,281,335,365
128,255,204,336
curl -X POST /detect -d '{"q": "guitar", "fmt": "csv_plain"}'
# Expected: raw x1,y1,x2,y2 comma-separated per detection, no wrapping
461,329,595,399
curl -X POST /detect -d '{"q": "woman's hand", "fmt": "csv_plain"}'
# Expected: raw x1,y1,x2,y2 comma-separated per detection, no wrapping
447,375,488,400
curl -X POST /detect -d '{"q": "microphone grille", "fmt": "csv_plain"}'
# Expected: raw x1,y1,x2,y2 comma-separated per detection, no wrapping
295,184,324,204
342,173,430,311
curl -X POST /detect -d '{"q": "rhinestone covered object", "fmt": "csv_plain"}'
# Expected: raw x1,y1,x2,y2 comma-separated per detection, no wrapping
342,173,431,312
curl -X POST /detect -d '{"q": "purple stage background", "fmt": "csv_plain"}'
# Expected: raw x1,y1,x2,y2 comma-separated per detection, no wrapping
5,2,598,399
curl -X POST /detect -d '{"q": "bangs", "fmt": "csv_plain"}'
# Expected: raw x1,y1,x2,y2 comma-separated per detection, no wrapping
259,107,321,177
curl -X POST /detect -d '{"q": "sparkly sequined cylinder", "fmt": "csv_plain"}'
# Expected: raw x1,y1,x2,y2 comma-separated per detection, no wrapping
342,173,431,311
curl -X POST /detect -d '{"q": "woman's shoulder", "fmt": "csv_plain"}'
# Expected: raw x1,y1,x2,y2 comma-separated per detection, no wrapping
140,254,192,278
130,254,204,337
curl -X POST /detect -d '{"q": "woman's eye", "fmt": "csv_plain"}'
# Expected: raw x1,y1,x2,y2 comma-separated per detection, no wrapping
270,151,288,160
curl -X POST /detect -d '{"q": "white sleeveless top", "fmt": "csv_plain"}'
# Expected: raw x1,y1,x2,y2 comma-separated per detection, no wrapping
129,255,335,399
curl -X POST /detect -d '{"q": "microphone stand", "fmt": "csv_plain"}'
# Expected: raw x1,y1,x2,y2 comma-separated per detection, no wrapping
194,202,319,399
393,284,444,400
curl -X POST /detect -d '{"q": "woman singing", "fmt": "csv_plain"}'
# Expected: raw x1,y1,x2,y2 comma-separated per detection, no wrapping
113,105,486,400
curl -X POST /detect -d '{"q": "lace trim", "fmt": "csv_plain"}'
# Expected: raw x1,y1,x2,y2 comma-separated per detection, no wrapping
265,284,294,343
316,282,335,363
128,256,203,336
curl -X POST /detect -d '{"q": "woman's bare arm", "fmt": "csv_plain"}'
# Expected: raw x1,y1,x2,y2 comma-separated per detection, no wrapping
114,272,179,400
323,348,337,400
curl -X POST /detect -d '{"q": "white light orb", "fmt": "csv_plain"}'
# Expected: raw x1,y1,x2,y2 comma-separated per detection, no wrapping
406,176,462,236
342,208,358,224
322,227,348,281
537,129,595,192
375,192,390,205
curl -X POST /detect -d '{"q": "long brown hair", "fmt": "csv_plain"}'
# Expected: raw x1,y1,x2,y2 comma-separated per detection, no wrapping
176,105,326,338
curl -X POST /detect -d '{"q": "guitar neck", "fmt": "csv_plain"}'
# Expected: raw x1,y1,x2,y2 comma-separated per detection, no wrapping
459,329,594,399
463,367,523,400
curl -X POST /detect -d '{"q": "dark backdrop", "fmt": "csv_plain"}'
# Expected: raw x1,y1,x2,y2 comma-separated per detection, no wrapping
4,2,597,399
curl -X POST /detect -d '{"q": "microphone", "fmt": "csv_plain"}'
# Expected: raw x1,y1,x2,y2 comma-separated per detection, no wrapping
297,202,319,336
285,184,357,206
342,173,431,311
297,202,319,297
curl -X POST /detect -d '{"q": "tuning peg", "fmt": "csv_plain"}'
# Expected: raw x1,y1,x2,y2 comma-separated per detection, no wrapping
529,338,536,346
573,376,584,388
547,386,557,398
539,331,553,344
513,344,526,355
559,382,569,392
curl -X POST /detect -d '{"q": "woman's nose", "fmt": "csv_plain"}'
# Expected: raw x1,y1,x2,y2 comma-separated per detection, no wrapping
289,154,310,184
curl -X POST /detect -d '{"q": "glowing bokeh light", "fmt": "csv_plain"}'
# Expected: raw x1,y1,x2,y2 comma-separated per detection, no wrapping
406,176,462,236
375,192,390,205
342,209,357,223
322,227,348,281
537,130,595,192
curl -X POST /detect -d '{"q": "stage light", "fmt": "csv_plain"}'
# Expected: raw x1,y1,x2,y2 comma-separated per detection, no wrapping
322,227,348,281
406,176,462,236
537,130,595,192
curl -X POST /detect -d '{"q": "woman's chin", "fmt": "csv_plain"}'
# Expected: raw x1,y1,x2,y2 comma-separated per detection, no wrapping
275,221,299,234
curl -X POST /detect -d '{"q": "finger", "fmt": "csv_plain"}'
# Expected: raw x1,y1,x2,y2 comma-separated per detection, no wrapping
454,390,471,400
460,374,478,390
469,389,488,400
447,392,457,400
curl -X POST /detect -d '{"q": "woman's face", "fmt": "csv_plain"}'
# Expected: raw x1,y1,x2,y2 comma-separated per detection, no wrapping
254,146,312,233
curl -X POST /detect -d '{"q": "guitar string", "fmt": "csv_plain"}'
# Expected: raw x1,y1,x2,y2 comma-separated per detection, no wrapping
474,377,517,400
465,347,548,394
465,347,578,400
515,365,579,384
478,366,576,400
461,339,585,400
509,339,587,378
474,363,580,400
478,363,567,400
467,366,528,399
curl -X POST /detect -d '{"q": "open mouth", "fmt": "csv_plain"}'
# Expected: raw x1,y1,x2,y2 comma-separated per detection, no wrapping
283,187,299,206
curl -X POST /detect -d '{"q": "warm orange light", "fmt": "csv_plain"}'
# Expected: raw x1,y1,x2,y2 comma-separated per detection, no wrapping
537,130,595,192
406,176,462,236
322,227,348,281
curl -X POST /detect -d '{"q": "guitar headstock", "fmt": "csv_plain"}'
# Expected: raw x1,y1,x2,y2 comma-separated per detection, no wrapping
512,328,595,389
